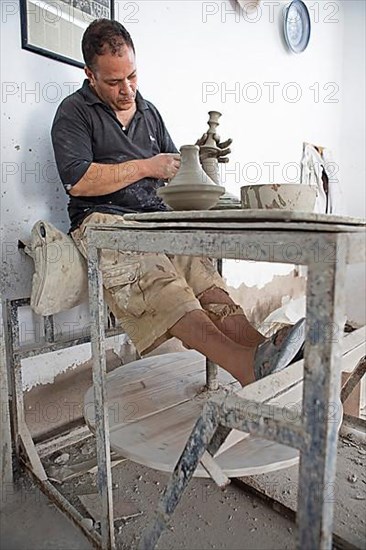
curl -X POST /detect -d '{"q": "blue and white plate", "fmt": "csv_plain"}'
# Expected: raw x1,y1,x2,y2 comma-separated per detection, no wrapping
284,0,311,54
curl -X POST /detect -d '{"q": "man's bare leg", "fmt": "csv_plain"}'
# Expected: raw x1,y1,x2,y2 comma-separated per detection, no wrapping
169,309,256,386
199,287,266,348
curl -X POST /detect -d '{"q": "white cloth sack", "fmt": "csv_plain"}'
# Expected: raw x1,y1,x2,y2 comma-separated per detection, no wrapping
300,142,344,214
26,220,88,316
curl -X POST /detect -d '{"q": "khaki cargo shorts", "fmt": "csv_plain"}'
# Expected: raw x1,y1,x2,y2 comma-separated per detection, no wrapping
72,212,230,355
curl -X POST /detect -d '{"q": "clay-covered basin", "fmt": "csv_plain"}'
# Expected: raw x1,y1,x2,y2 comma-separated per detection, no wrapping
241,184,317,212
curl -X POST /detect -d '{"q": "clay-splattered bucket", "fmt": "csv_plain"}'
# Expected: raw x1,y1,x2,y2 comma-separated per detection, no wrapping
241,184,317,212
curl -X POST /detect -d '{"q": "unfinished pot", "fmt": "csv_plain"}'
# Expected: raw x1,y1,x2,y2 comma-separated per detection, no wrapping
241,183,317,212
158,145,225,210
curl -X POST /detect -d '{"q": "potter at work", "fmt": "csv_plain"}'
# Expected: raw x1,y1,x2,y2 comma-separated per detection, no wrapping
51,18,305,386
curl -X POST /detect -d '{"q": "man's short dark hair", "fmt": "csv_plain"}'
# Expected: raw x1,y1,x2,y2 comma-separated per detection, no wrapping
82,19,135,70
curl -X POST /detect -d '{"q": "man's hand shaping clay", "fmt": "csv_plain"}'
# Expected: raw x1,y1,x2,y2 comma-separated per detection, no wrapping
146,153,181,180
196,133,232,163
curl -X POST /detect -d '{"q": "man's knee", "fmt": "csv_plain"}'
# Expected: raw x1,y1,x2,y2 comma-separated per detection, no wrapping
203,302,245,322
198,286,232,305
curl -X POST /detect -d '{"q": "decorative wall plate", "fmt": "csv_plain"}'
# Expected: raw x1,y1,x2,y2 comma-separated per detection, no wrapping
284,0,311,53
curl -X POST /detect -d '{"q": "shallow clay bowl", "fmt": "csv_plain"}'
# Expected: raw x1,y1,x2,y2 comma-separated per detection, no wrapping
241,184,317,212
158,184,225,211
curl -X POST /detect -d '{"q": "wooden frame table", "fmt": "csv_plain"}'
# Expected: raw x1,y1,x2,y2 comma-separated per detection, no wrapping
86,210,365,550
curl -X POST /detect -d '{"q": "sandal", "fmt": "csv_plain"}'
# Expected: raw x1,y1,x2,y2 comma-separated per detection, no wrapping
254,318,306,380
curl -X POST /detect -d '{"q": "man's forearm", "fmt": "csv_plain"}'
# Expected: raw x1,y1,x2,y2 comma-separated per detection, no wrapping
69,159,149,197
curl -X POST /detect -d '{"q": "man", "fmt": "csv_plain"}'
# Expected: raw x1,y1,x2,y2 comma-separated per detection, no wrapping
51,19,305,385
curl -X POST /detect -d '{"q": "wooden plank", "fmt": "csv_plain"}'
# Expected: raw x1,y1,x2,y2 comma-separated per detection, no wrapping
340,342,366,373
91,220,366,234
237,327,366,404
297,236,347,549
108,399,205,473
215,436,299,476
90,228,365,270
84,351,236,430
200,452,230,488
122,209,366,226
19,423,47,481
214,367,308,459
341,370,361,416
47,453,126,484
340,326,366,352
87,237,115,550
341,356,365,400
213,429,250,458
36,426,92,459
0,300,13,486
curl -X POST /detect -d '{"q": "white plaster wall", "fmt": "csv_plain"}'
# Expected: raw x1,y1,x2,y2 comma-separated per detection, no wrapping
1,0,364,387
339,0,366,326
16,306,130,390
1,4,84,299
340,0,366,218
21,338,128,390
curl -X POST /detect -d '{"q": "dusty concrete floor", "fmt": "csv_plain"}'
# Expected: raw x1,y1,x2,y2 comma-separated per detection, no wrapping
0,477,91,550
1,464,297,550
1,430,365,550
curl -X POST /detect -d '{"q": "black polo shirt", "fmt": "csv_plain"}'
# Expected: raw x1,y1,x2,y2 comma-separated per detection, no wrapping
51,79,178,231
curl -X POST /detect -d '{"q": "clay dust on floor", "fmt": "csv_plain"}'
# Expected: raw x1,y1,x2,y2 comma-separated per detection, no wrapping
2,430,366,550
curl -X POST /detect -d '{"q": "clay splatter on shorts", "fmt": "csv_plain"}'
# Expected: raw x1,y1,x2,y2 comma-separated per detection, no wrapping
200,258,216,274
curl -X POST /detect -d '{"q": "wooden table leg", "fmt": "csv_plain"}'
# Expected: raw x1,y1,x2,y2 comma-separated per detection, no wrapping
1,300,13,490
87,235,115,550
298,235,347,550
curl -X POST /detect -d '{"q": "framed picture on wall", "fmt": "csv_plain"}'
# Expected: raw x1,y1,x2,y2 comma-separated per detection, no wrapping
20,0,115,68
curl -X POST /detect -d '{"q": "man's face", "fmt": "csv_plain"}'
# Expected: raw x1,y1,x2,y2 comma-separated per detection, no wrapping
85,45,137,112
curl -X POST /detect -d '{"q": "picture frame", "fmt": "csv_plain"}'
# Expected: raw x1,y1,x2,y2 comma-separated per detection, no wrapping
20,0,115,69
